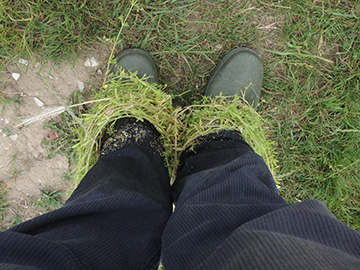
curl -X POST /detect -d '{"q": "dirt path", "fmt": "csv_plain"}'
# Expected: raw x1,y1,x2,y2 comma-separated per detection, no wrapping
0,48,108,230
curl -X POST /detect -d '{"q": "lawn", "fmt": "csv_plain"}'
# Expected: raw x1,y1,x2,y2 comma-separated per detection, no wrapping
1,0,359,231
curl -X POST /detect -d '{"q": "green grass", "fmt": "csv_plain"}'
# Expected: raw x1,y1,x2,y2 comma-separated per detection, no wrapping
6,215,23,229
42,91,84,162
0,0,130,69
0,191,9,223
1,0,359,231
42,112,77,159
261,0,360,230
34,186,64,214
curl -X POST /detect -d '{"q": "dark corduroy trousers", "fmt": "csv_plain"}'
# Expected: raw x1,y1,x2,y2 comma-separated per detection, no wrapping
0,131,359,269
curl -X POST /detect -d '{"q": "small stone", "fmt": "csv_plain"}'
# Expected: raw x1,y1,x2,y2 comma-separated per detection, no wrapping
12,73,20,81
49,75,54,79
4,118,9,124
18,58,29,66
34,97,45,107
77,80,85,92
97,69,103,74
9,134,18,141
214,44,223,51
84,57,99,67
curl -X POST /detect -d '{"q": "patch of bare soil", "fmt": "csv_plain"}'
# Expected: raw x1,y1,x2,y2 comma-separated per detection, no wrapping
251,5,285,75
0,47,109,230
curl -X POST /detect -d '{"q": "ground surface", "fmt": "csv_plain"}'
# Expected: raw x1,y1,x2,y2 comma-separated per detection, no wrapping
0,48,108,229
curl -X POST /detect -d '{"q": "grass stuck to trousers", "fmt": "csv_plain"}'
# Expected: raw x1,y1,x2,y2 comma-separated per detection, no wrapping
73,72,277,185
1,0,359,231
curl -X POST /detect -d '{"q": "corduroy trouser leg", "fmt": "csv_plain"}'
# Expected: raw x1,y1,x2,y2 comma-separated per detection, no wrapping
1,130,360,269
161,131,360,269
0,142,172,269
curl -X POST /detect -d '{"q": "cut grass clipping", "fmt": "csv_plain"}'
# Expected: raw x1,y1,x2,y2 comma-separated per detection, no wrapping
73,71,277,185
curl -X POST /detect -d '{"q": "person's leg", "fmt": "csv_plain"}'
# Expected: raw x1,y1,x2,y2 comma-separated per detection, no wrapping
161,131,287,268
1,46,169,269
161,131,360,269
162,47,360,269
0,119,172,270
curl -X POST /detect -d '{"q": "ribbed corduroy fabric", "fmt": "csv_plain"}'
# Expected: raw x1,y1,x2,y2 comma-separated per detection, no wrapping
0,133,172,269
162,132,360,269
0,129,360,269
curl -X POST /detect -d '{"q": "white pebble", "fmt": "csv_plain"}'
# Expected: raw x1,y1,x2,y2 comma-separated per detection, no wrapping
34,97,45,107
9,134,18,141
84,57,99,67
215,44,223,50
12,73,20,81
18,58,29,66
4,118,9,124
97,69,103,74
49,75,54,79
78,80,85,92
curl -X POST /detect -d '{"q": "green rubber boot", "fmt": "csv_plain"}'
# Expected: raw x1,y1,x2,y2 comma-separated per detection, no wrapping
109,48,158,84
205,47,263,107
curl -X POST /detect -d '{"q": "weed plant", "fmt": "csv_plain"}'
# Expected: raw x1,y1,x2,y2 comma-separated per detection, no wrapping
42,91,84,162
0,93,22,112
7,215,23,229
42,112,78,160
34,186,64,214
0,191,9,223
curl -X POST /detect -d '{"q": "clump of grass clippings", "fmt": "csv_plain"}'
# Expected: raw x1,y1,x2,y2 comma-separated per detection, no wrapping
177,96,277,176
72,71,277,185
73,71,178,184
